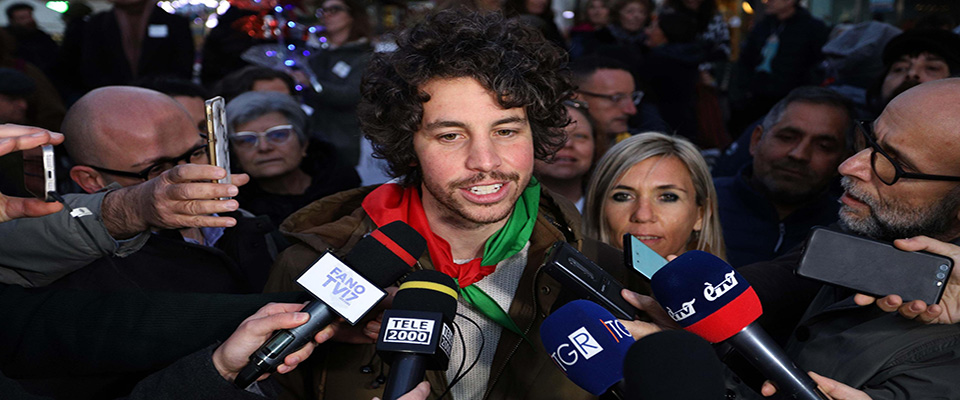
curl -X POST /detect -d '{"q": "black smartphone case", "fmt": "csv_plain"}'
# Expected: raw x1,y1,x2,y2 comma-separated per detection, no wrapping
542,241,637,320
797,228,953,304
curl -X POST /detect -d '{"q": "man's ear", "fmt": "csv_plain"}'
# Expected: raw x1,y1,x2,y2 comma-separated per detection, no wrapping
70,165,107,194
749,125,764,157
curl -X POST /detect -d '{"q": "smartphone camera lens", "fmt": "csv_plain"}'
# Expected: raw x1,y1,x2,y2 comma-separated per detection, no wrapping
940,264,949,272
937,272,947,280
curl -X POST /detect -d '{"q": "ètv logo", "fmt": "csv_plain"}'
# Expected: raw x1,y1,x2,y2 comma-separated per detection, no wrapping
549,319,630,372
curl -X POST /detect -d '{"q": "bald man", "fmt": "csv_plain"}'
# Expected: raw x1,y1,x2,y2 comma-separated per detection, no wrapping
626,79,960,399
45,86,281,296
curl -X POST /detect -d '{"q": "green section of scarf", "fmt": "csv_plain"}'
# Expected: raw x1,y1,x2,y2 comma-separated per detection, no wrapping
462,179,539,343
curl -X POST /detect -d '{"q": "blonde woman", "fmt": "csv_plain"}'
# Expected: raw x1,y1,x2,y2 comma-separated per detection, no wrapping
583,132,725,259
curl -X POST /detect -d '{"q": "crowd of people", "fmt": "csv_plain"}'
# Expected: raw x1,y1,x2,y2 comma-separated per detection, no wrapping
2,0,960,399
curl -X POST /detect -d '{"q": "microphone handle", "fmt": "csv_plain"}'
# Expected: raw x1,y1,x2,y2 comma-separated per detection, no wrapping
727,323,828,400
234,301,337,389
381,353,427,400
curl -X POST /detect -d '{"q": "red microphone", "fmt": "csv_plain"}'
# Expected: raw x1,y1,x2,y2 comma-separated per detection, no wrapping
651,251,827,400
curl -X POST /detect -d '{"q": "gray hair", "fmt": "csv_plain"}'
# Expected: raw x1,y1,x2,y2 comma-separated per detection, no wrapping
225,91,308,143
583,132,726,259
759,86,856,152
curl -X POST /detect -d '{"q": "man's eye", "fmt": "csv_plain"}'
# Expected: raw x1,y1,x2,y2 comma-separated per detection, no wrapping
438,133,459,141
495,129,517,137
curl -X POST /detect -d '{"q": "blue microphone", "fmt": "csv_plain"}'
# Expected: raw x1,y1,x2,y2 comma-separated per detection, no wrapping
540,300,635,396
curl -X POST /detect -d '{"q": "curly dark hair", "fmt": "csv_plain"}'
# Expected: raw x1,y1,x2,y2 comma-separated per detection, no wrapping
357,8,574,186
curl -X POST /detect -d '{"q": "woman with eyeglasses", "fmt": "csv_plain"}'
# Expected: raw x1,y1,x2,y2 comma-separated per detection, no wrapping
226,91,360,227
582,132,725,259
303,0,373,168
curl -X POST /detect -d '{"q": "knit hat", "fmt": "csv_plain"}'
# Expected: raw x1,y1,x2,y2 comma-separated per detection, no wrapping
882,29,960,73
0,68,35,96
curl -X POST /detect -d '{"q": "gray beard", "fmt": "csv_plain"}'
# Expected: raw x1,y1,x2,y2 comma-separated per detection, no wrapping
838,177,960,242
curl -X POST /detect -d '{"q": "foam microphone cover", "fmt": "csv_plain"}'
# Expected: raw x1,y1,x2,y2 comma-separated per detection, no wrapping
650,250,762,343
623,330,725,400
540,300,635,395
393,269,459,321
345,221,427,287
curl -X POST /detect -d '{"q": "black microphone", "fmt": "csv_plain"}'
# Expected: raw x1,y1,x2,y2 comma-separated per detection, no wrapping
623,330,725,399
234,221,426,389
377,270,459,400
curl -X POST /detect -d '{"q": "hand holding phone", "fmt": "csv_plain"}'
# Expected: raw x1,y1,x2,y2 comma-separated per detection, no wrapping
22,145,56,202
0,124,64,221
798,228,954,305
542,241,637,320
205,96,231,189
854,236,960,325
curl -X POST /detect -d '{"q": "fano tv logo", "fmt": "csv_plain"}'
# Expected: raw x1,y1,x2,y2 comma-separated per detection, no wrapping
321,266,368,305
383,317,435,345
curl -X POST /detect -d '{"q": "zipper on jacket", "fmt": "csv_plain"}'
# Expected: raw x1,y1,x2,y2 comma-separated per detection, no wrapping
774,223,786,253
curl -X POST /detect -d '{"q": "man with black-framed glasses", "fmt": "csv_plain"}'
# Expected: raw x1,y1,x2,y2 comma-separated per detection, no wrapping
629,79,960,400
569,55,667,146
47,86,281,298
741,78,960,399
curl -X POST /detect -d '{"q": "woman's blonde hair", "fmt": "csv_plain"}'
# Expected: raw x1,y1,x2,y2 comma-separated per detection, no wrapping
583,132,726,259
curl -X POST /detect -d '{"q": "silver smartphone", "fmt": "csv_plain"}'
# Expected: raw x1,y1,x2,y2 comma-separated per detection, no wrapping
205,96,231,196
22,145,56,202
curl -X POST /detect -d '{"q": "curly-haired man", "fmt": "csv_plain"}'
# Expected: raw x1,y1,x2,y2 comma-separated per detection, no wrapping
264,8,647,400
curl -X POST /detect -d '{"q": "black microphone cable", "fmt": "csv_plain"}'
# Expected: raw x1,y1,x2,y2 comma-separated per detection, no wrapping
435,312,485,400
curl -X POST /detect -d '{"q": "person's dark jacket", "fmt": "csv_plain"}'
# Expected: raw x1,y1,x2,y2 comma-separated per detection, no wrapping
642,41,705,141
736,8,828,106
4,26,58,76
0,282,300,400
47,210,281,294
714,164,840,268
63,6,194,92
304,40,373,165
235,140,361,228
200,6,273,86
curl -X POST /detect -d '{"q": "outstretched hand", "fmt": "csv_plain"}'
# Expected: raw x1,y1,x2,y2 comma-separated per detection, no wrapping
212,302,335,382
101,164,250,239
761,372,872,400
0,124,65,222
618,288,682,340
853,236,960,324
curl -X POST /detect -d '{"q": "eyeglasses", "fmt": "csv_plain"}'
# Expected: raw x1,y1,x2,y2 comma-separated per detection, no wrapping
318,5,348,16
87,143,208,181
229,125,296,149
856,120,960,186
577,90,644,106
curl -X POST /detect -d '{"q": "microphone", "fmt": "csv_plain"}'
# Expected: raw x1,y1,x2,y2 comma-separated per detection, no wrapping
234,221,426,389
540,300,635,397
651,251,827,400
377,269,459,400
622,330,725,399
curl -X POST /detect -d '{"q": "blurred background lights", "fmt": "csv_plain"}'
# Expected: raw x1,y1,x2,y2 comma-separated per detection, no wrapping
44,1,68,13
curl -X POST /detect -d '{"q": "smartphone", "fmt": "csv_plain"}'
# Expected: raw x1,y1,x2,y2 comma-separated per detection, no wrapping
204,96,231,188
622,234,668,279
542,241,637,320
797,228,953,304
22,145,56,202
